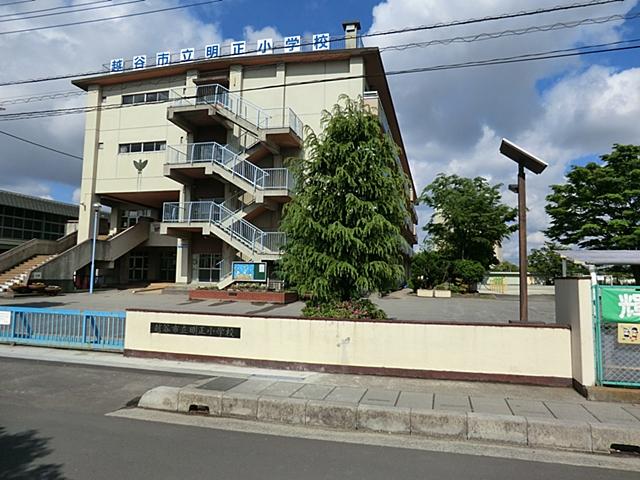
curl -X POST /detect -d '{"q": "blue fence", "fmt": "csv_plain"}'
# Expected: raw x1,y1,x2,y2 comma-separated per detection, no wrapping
0,307,125,352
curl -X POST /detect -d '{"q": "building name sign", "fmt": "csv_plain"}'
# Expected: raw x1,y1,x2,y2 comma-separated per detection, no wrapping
150,322,240,339
109,33,331,73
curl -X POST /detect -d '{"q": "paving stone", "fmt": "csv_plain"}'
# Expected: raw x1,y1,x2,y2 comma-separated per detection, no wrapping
258,381,304,398
291,384,334,400
221,392,258,419
305,401,357,429
527,418,592,451
467,413,527,445
360,388,400,407
433,394,471,412
257,396,307,425
177,388,222,416
470,397,511,415
544,402,599,422
396,392,433,409
324,386,367,404
411,409,466,439
227,378,275,395
506,399,553,418
357,405,410,434
621,405,640,421
583,402,640,425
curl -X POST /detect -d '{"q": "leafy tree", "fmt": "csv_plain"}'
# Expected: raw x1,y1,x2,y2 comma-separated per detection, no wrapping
450,259,486,292
546,144,640,283
528,242,586,285
491,261,519,272
280,96,410,304
420,174,517,268
409,250,449,290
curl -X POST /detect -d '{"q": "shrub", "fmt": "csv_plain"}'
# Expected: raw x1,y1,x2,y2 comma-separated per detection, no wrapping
302,299,387,320
450,260,486,293
409,250,449,290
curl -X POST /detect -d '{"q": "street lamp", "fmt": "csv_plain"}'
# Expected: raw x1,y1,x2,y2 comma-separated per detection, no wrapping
89,202,101,294
499,139,548,323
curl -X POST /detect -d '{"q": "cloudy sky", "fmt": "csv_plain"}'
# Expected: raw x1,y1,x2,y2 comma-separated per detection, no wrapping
1,0,639,260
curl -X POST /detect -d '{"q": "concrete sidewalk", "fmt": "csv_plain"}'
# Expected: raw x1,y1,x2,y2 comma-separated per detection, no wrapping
139,374,640,455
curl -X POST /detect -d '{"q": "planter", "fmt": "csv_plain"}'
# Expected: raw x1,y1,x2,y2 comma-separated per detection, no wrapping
434,289,452,298
189,289,298,304
416,289,434,298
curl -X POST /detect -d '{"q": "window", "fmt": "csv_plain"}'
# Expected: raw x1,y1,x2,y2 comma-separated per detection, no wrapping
198,253,221,283
121,90,169,105
128,253,148,281
118,141,165,154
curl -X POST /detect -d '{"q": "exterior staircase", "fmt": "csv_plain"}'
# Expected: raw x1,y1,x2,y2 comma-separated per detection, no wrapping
0,254,57,292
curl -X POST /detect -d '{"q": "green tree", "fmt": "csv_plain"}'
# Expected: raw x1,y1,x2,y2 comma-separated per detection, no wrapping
409,250,449,290
546,144,640,283
420,174,517,268
491,261,519,272
528,242,585,285
280,96,410,304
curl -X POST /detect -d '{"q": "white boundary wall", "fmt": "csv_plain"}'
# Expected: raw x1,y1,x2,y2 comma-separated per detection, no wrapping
125,310,572,383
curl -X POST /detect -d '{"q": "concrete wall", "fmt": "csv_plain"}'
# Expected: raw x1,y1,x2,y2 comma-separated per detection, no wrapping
125,310,573,384
555,277,596,389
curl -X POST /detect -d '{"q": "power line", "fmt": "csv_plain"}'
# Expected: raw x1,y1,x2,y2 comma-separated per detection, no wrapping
0,128,82,159
2,36,639,122
0,0,34,7
0,0,623,84
0,0,147,24
380,11,640,52
0,90,86,105
0,0,223,35
0,0,111,19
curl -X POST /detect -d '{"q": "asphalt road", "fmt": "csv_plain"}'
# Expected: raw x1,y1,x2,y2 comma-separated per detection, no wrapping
0,359,636,480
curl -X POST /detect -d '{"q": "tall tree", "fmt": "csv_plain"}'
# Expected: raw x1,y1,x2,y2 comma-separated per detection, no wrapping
528,242,586,285
420,174,517,268
546,144,640,283
280,96,410,303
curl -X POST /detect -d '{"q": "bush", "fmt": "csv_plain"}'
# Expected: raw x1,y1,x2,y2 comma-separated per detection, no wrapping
450,260,486,293
409,251,449,290
302,299,387,320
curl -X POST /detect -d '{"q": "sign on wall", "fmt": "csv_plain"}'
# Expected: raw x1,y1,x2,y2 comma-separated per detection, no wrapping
618,323,640,345
0,311,11,326
232,262,267,282
601,288,640,323
109,33,331,73
150,322,240,339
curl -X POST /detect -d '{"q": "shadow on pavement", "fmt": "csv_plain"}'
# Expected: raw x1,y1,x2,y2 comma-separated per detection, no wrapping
0,302,67,309
0,427,65,479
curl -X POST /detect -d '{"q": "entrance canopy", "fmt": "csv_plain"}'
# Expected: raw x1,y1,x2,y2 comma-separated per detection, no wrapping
556,250,640,266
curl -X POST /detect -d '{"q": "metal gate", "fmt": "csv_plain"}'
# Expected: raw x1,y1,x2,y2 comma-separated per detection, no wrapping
594,285,640,387
0,307,125,352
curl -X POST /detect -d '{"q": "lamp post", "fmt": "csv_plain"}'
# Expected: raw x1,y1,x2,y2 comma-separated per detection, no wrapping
89,202,101,294
499,139,547,323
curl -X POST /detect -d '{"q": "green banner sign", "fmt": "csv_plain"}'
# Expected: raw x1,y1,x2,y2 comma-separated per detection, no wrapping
601,288,640,323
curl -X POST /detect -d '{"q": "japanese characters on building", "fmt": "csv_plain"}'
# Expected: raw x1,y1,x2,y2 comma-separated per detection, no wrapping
109,33,331,73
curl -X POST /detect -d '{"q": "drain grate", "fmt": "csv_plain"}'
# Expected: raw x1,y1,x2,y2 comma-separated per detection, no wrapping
197,377,247,391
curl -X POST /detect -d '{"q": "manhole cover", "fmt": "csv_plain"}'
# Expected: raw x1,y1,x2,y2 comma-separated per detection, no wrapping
198,377,247,391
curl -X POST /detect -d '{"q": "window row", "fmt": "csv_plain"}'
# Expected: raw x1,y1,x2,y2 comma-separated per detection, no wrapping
118,141,166,154
122,90,169,105
0,216,65,231
0,206,70,222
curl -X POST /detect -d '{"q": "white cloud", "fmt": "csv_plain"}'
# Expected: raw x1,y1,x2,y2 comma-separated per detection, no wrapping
369,0,640,260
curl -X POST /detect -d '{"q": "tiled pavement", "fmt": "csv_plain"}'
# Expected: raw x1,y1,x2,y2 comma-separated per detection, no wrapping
194,376,640,425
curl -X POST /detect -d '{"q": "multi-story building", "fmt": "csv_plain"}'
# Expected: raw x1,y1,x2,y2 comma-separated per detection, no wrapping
33,21,417,289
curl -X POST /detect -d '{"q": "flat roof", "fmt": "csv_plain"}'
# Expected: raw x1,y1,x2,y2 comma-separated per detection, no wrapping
557,250,640,266
0,189,78,218
72,47,417,198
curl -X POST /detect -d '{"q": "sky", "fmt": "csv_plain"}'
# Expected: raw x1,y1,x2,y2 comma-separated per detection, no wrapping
1,0,640,261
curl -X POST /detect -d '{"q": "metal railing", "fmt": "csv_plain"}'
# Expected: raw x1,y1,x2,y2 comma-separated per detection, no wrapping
0,307,125,351
170,83,304,138
166,142,294,191
162,201,286,256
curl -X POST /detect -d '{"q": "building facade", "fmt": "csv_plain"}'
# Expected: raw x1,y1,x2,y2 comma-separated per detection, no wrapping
0,190,78,253
72,22,417,288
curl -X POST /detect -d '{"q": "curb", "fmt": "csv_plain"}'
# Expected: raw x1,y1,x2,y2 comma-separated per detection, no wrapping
138,386,640,454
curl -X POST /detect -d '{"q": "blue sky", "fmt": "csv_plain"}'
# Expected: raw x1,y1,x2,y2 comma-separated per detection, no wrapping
2,0,640,257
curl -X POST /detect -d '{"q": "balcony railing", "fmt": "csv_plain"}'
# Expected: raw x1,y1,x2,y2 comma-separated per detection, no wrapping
166,142,294,191
169,83,304,139
162,201,286,255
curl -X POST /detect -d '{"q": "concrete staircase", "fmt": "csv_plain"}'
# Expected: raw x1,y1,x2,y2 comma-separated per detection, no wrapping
0,254,57,292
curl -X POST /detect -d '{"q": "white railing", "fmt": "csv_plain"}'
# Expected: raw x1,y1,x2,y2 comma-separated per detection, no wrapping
170,83,304,138
166,142,293,191
162,201,286,256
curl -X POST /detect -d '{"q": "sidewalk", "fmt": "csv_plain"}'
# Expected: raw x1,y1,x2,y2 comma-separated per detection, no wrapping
3,344,639,454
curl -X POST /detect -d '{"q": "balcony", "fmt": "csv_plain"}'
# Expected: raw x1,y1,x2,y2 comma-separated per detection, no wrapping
363,91,391,134
167,84,303,147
